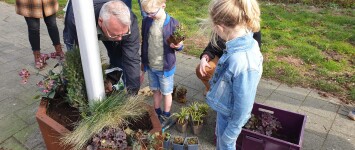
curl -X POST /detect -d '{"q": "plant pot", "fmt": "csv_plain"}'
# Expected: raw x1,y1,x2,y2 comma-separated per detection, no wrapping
176,93,187,103
36,98,162,150
236,103,307,150
163,138,170,149
184,137,199,150
176,121,188,133
36,99,72,150
172,142,184,150
192,124,203,135
167,35,185,45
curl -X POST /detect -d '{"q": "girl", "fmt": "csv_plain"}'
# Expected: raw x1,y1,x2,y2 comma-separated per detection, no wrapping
205,0,263,149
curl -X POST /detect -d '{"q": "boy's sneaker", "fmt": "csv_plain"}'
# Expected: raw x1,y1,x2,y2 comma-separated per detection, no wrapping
348,110,355,121
160,115,172,127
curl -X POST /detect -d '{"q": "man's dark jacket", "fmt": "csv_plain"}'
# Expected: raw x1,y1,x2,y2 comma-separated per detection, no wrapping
63,0,141,94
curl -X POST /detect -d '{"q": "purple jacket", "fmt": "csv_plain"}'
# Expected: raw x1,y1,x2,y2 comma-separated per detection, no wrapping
141,14,183,77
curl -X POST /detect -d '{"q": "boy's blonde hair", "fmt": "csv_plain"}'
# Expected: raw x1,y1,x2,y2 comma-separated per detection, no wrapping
141,0,166,12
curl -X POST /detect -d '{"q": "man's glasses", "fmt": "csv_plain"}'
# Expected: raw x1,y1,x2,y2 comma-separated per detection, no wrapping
146,8,161,17
104,23,131,39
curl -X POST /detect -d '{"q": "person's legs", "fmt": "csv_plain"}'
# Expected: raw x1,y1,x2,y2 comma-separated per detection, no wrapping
195,57,219,93
24,17,40,51
216,112,236,150
25,17,45,69
44,14,64,58
159,73,174,115
147,68,163,114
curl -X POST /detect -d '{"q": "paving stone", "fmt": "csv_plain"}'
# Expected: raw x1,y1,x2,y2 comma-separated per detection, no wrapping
302,130,325,150
322,129,355,150
175,64,195,78
256,79,280,97
299,96,339,120
0,137,26,150
263,92,303,112
308,90,343,105
174,74,184,83
15,101,40,125
179,74,205,91
338,105,354,116
14,124,43,149
255,94,267,104
32,142,47,150
298,110,332,138
331,114,355,138
0,97,28,120
0,114,27,142
275,84,311,101
179,56,200,67
16,87,42,105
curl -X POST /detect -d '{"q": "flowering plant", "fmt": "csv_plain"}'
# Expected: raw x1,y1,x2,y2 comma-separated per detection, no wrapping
19,52,65,98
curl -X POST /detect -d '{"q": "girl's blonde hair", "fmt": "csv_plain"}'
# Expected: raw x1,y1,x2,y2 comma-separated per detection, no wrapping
209,0,260,32
141,0,166,12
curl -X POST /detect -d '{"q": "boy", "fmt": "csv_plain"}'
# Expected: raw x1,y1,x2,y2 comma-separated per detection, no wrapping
140,0,184,124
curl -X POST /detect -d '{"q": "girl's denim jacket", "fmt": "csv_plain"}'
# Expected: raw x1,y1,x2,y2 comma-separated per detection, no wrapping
206,32,263,144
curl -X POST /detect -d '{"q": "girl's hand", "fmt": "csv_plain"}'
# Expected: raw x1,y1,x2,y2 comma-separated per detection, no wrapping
170,41,183,49
199,56,211,77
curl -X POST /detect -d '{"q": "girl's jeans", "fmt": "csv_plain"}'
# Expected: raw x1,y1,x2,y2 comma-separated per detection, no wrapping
24,14,60,51
216,112,237,150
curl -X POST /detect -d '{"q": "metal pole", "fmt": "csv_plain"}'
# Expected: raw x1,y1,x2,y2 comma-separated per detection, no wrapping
72,0,105,103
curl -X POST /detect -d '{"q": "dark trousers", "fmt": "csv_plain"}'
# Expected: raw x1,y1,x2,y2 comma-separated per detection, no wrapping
25,14,60,51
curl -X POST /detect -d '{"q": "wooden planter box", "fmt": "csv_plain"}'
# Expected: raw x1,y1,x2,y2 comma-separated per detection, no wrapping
236,103,307,150
36,98,162,150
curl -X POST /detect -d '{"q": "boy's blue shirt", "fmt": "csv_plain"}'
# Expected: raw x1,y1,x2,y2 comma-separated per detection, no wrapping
141,13,183,77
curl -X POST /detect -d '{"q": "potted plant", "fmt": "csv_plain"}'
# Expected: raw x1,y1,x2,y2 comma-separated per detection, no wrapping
236,103,307,150
86,126,128,149
23,48,162,150
184,137,199,150
167,24,186,45
197,103,209,124
173,107,189,133
172,136,184,150
162,132,171,149
190,111,204,135
176,86,187,103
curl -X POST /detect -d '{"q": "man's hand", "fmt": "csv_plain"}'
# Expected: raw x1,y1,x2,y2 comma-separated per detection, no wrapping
199,57,211,77
170,41,183,49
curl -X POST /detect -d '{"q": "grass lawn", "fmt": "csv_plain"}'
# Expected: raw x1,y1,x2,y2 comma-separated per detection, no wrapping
4,0,354,102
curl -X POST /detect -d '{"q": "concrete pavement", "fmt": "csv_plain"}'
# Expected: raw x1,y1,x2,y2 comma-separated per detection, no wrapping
0,2,354,150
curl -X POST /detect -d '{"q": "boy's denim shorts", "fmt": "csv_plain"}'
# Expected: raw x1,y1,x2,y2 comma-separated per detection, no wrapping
147,68,174,95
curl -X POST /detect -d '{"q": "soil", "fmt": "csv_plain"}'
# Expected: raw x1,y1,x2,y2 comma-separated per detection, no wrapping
46,97,81,131
126,112,153,131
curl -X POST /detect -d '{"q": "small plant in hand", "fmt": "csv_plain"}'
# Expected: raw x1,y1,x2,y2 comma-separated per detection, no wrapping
87,126,127,149
244,112,282,137
167,24,186,45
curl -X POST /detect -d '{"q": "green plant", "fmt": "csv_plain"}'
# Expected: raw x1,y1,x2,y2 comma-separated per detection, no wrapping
61,92,147,150
186,137,198,145
173,107,189,125
198,102,209,115
63,47,88,115
173,136,184,145
190,111,203,126
167,24,186,45
162,132,171,141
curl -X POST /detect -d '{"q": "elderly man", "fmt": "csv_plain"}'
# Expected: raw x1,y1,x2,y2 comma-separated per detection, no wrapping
63,0,141,94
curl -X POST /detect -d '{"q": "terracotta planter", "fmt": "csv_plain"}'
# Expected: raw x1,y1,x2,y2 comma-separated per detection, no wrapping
36,99,71,150
36,98,162,150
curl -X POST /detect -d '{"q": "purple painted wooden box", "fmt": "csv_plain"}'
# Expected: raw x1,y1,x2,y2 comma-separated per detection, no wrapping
236,103,307,150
